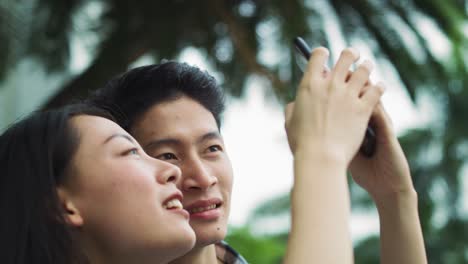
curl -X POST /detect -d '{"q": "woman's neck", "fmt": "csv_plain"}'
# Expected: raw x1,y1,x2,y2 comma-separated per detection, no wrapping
81,236,169,264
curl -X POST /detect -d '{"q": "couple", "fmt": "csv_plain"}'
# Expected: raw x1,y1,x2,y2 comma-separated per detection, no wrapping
0,47,427,263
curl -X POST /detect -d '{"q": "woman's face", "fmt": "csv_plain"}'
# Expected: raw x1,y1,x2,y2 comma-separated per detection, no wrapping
63,115,195,263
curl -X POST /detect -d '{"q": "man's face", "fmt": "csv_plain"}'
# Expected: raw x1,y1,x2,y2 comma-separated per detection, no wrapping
131,96,233,248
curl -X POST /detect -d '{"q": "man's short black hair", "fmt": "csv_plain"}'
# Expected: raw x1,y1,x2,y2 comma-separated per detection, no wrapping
88,61,225,131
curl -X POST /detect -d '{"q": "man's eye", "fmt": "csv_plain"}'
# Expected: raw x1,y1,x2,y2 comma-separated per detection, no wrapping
156,153,178,160
208,145,222,152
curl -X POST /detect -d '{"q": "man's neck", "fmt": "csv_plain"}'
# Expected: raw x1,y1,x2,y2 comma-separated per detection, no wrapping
169,244,220,264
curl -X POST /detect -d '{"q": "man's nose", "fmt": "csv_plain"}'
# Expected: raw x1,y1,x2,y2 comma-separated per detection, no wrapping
180,157,218,191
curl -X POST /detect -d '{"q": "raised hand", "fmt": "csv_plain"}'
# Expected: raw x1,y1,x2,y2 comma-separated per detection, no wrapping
285,47,385,166
283,47,385,264
349,102,415,202
348,78,427,264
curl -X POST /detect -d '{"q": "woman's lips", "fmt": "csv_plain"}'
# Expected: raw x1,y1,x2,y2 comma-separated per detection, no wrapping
163,192,190,219
170,208,190,219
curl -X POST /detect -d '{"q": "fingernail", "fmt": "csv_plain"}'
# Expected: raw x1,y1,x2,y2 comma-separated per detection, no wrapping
377,81,386,92
362,60,374,71
349,47,360,58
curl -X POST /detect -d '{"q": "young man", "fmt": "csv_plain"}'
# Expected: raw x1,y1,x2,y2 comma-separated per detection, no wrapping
88,56,426,263
89,62,247,263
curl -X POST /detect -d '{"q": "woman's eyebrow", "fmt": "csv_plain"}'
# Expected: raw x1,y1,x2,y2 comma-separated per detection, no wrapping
102,133,135,145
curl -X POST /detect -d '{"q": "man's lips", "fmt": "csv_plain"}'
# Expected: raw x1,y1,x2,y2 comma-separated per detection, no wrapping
184,198,222,215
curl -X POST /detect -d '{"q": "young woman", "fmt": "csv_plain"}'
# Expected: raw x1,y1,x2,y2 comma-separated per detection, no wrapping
0,104,196,264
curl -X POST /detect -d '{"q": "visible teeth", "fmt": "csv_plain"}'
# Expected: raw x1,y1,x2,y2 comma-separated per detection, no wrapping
190,204,217,213
164,199,183,209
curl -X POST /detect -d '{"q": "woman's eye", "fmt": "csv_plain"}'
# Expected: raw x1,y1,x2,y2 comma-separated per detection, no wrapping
125,148,139,156
156,153,177,160
129,149,138,155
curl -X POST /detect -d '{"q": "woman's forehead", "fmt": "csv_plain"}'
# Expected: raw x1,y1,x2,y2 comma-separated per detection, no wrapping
71,115,128,144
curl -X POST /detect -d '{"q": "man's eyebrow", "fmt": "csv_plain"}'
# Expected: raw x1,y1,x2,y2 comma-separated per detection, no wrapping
196,131,222,144
143,131,222,150
103,133,135,145
144,138,181,150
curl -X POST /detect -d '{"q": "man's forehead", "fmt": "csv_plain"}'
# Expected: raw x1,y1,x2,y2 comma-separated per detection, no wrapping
137,99,218,129
148,96,207,113
130,96,221,143
139,123,221,141
137,111,218,132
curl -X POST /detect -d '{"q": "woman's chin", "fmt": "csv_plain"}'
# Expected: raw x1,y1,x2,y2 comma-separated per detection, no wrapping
162,236,196,262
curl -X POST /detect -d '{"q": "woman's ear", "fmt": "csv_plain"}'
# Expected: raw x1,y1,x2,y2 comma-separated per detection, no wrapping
57,187,84,227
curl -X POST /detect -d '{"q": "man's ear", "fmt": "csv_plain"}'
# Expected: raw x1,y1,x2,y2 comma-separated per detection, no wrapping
57,187,84,227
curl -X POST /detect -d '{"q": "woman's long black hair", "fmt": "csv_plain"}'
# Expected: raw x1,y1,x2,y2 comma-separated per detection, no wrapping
0,104,113,264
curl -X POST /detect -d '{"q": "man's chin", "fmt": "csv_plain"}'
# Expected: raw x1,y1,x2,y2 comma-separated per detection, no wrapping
192,225,227,248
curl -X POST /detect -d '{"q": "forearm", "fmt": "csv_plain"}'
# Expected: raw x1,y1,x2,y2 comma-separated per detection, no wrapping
376,191,427,264
284,150,353,264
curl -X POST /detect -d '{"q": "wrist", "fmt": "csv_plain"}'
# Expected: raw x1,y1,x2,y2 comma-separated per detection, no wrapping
374,189,418,213
293,144,348,169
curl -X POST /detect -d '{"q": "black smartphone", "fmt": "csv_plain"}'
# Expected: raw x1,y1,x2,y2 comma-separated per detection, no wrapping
293,37,376,158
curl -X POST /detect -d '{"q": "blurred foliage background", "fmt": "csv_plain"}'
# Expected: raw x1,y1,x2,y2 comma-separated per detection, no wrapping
1,0,467,263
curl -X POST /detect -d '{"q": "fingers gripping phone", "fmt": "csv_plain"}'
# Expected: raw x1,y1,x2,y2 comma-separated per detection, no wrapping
293,37,376,158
